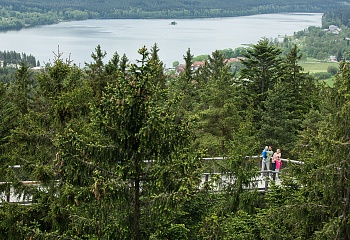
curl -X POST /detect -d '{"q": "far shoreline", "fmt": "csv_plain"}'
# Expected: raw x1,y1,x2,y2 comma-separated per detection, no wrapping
0,11,325,33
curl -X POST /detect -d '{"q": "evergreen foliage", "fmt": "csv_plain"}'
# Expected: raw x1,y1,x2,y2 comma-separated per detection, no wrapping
193,50,240,156
0,38,347,239
291,55,350,239
0,0,349,31
238,38,283,133
0,51,38,67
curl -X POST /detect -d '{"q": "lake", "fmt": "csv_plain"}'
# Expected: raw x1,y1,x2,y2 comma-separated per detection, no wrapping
0,13,323,67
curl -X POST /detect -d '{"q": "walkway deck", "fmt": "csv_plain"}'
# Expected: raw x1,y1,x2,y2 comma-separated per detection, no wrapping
1,156,303,204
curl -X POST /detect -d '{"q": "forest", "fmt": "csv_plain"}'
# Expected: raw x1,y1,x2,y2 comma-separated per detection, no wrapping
1,32,350,238
0,51,38,67
323,8,350,28
1,2,350,239
0,51,39,84
0,0,350,31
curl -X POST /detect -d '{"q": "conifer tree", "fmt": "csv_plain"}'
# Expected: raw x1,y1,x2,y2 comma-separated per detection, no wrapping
85,44,108,99
289,55,350,238
281,45,321,117
12,63,34,114
49,47,202,239
149,43,167,88
0,53,93,238
259,45,320,156
259,79,297,155
193,50,240,156
239,38,282,114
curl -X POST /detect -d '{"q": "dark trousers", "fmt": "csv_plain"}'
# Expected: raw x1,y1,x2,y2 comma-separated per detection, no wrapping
271,162,276,180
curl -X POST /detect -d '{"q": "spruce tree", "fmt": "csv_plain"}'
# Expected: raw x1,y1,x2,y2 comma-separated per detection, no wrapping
239,38,282,115
40,47,202,239
290,54,350,238
193,50,240,156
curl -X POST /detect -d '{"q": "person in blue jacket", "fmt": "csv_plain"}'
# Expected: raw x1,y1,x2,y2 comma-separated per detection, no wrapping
261,146,269,176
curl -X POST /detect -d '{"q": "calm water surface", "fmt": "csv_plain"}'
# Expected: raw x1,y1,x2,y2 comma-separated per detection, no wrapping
0,13,323,67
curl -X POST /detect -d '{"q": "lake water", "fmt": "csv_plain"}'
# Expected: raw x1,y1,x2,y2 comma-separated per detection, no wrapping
0,13,323,67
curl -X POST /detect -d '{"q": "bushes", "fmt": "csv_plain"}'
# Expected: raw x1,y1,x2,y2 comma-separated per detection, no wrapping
312,65,338,80
327,65,339,75
312,71,332,80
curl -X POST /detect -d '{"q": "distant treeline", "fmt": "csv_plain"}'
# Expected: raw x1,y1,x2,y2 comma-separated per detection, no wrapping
1,0,346,13
323,8,350,28
0,51,38,67
0,0,350,31
0,51,38,83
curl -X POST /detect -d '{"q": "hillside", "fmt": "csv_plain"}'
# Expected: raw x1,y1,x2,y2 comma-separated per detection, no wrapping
0,0,349,13
1,0,350,31
0,0,350,31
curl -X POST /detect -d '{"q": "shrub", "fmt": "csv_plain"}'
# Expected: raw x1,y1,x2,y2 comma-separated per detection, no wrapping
327,65,339,75
312,72,332,80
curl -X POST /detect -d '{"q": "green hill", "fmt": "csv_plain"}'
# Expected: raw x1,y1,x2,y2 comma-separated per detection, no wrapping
0,0,348,13
1,0,350,19
1,0,350,31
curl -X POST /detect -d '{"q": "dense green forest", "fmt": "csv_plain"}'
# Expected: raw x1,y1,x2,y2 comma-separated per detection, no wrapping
1,35,350,238
0,51,39,83
0,51,38,67
1,3,350,240
0,0,350,30
323,8,350,28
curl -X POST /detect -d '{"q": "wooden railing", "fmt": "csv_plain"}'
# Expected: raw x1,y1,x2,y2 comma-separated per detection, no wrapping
1,156,304,203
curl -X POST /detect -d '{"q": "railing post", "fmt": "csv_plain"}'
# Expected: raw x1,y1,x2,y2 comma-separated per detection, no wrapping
265,175,269,191
6,183,10,202
205,173,209,182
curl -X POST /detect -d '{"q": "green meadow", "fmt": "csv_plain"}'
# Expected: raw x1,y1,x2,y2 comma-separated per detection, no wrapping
300,60,338,73
300,59,339,86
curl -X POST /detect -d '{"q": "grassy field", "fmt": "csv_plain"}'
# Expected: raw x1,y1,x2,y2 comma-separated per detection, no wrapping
300,59,339,86
300,60,339,73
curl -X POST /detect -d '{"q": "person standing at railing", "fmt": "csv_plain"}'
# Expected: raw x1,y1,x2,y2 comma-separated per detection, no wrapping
261,146,269,176
271,148,281,174
275,155,282,179
266,146,273,177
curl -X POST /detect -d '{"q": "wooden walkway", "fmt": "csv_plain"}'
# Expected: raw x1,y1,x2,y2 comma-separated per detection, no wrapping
200,156,304,192
1,156,303,204
200,171,282,192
